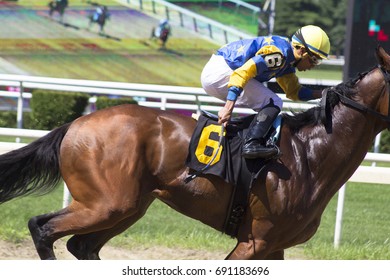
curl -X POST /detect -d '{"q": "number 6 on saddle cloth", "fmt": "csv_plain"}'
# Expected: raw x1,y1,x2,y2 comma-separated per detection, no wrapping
185,111,282,187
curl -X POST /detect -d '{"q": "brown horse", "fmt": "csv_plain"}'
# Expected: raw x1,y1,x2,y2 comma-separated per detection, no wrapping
0,47,390,260
151,25,171,48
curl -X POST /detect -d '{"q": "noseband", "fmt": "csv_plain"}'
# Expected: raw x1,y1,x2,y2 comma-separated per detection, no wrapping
322,65,390,127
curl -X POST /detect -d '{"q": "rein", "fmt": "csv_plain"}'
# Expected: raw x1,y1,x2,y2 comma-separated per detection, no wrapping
323,66,390,125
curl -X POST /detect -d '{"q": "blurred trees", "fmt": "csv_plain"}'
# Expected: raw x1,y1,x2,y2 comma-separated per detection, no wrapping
257,0,348,56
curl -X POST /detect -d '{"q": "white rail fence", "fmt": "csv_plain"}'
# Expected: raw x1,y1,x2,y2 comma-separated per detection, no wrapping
0,73,341,128
117,0,253,44
0,74,388,247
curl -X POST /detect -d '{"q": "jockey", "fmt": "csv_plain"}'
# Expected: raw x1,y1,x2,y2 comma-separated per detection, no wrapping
93,5,104,21
201,25,330,159
154,19,171,38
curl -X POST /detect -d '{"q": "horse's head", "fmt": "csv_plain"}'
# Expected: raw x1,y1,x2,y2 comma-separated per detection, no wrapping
286,46,390,133
376,45,390,72
357,46,390,131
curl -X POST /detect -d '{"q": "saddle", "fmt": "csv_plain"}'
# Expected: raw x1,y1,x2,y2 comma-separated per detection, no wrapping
185,111,282,237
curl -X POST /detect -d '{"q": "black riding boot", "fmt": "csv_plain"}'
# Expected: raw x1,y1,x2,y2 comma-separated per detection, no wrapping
242,102,281,159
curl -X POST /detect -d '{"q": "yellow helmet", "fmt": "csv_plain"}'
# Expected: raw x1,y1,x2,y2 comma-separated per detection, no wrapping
292,25,330,59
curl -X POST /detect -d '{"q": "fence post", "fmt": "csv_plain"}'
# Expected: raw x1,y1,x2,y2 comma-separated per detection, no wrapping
193,18,198,33
165,6,169,20
161,96,167,110
152,0,156,14
62,182,71,208
334,184,346,248
16,82,24,143
208,24,213,39
372,133,381,167
179,12,184,27
223,30,228,44
195,95,201,115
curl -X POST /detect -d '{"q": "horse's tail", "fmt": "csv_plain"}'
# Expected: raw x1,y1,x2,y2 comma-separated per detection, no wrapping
0,123,71,204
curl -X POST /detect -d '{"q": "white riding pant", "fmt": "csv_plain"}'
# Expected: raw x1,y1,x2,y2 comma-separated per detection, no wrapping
201,54,283,111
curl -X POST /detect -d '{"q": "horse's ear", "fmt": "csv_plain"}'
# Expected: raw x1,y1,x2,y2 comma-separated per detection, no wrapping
376,45,390,71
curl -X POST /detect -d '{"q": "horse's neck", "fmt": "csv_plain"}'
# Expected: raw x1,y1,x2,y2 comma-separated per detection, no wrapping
290,108,377,204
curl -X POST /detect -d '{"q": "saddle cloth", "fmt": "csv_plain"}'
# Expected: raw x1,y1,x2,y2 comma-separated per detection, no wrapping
185,112,282,187
186,114,249,186
185,112,282,237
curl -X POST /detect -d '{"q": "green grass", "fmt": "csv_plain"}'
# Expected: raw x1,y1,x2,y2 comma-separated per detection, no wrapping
297,64,343,81
176,1,259,35
303,183,390,259
297,68,342,81
0,187,65,243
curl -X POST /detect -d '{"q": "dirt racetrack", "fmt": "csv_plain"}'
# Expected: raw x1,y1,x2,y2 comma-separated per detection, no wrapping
0,239,229,260
0,239,306,260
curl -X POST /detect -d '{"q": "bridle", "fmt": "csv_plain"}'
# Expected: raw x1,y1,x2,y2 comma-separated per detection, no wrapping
322,65,390,127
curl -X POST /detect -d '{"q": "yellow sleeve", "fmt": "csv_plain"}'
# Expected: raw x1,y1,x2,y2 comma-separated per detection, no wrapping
276,73,302,101
227,59,257,89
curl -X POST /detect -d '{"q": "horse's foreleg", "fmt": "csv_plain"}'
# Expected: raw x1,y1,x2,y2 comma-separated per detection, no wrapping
225,214,276,260
88,19,93,30
66,197,155,260
225,236,285,259
265,250,284,260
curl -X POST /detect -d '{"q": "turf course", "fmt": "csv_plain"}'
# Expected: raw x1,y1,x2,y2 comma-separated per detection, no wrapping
0,2,218,85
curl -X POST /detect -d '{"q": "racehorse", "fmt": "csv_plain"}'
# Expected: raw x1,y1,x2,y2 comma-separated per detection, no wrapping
88,5,110,34
151,25,171,47
48,0,68,23
0,46,390,260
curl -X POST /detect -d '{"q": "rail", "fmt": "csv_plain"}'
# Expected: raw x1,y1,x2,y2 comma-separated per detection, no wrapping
117,0,253,44
0,74,341,131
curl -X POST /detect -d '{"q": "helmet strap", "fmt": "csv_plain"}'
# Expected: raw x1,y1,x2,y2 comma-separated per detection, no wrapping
293,58,302,67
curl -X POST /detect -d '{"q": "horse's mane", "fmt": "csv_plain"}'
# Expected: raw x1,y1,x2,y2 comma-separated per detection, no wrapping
281,70,372,132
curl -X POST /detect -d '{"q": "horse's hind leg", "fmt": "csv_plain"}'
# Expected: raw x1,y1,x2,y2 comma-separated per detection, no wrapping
99,23,105,34
49,6,54,16
28,197,142,260
28,208,68,260
66,197,155,260
59,10,64,23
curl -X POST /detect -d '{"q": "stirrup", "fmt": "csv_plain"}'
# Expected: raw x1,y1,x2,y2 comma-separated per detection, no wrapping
242,140,280,159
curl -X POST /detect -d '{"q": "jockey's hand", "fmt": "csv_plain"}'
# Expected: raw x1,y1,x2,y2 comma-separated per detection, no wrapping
218,100,235,126
312,89,324,99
